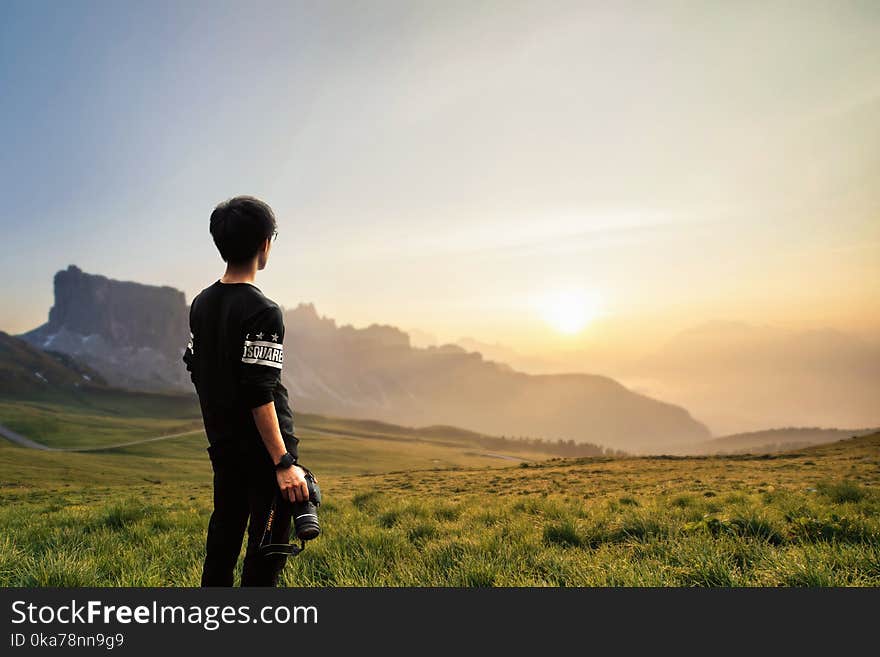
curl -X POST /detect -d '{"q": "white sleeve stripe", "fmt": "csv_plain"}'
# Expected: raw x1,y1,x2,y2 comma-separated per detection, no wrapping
241,356,282,369
241,340,284,369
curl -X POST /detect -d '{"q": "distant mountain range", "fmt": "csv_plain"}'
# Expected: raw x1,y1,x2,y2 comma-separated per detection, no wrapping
14,265,710,452
455,337,565,373
276,303,708,451
627,320,880,435
671,427,879,455
451,320,880,436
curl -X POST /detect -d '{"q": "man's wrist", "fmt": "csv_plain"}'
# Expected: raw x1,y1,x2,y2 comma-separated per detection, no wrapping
274,452,297,470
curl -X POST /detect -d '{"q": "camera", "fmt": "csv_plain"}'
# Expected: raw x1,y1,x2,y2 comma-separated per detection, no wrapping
292,470,321,541
259,468,322,557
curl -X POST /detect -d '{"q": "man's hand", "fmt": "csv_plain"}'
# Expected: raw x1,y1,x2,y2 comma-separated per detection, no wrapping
276,464,309,503
251,402,307,502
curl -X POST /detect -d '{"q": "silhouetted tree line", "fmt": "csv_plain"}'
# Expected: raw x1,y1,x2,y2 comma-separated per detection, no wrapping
477,434,627,457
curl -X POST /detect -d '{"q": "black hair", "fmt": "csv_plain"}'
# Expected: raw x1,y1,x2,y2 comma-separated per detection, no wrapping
209,196,277,264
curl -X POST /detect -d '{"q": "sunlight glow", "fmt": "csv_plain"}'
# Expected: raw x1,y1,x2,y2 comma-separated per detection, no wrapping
539,289,604,335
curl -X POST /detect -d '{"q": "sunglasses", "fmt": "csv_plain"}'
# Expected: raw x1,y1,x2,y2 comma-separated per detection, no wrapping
272,229,279,242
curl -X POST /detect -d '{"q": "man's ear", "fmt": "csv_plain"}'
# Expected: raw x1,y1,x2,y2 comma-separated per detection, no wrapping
257,238,271,269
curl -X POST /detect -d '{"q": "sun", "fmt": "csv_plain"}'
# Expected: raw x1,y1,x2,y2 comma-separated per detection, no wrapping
539,289,604,335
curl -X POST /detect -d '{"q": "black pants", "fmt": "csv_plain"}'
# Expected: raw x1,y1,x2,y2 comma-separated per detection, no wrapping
201,449,292,587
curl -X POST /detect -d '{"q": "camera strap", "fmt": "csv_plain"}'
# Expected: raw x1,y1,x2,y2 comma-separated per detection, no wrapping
258,498,306,557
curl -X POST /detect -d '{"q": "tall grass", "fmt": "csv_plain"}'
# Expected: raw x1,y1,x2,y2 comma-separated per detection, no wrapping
1,476,877,586
2,432,878,586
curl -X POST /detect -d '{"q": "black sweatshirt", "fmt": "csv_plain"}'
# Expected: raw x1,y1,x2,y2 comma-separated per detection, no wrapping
182,280,298,463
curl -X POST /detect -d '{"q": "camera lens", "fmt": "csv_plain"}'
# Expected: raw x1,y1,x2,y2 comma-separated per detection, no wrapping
292,472,321,541
293,501,320,540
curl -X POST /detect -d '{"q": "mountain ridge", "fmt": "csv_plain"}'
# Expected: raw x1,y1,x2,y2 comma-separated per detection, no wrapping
15,266,711,451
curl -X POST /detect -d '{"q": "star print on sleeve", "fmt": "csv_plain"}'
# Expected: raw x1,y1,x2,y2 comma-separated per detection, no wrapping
241,305,284,371
240,304,285,400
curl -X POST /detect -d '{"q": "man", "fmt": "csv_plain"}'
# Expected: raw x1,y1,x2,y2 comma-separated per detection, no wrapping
182,195,308,587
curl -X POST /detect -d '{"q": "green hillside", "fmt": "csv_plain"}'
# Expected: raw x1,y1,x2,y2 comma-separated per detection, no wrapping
1,424,877,586
689,427,880,455
0,392,571,467
0,330,107,395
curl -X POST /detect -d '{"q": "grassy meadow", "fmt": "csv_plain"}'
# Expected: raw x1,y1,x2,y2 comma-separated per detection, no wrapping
0,392,878,586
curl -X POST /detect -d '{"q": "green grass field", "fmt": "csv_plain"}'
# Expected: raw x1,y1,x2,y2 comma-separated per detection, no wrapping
0,393,878,586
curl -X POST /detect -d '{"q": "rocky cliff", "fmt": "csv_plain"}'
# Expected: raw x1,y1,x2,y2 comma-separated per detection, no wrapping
19,265,190,391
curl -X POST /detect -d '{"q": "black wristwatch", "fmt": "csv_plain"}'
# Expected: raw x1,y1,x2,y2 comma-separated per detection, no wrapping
275,452,297,470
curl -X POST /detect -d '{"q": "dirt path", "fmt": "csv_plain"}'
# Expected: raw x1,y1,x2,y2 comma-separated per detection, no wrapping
0,422,204,452
0,422,529,463
0,423,389,453
480,452,528,462
0,422,53,451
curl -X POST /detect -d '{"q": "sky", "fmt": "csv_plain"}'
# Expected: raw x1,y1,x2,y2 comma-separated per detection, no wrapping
1,0,878,357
